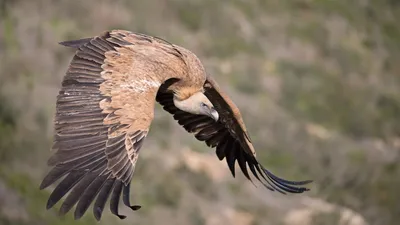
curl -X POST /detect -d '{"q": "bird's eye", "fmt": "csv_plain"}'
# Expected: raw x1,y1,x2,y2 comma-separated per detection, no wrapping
201,102,207,108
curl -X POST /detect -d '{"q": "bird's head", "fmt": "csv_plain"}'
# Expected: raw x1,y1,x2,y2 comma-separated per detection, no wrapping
173,92,219,121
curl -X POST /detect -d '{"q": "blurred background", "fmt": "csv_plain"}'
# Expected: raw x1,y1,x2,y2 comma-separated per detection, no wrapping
0,0,400,225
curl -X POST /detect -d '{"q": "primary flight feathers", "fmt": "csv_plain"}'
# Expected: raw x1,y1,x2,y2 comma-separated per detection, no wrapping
40,30,312,220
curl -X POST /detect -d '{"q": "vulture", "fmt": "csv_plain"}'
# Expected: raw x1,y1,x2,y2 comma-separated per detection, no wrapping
40,30,312,220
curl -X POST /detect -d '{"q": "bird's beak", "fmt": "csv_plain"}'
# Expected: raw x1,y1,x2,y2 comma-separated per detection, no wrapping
210,107,219,122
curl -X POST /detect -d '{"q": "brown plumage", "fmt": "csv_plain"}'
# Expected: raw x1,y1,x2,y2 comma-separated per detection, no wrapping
40,30,312,220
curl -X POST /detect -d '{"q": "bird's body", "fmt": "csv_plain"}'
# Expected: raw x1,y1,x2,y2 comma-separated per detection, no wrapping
40,30,311,221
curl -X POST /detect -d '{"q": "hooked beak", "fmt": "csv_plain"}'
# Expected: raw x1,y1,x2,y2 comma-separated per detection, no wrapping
209,107,219,122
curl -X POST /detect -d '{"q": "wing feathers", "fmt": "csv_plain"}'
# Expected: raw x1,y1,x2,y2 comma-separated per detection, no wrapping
69,65,103,74
195,124,224,141
237,148,251,181
59,38,92,48
55,126,107,139
57,95,103,103
76,51,105,65
67,70,103,80
225,140,237,177
46,171,86,209
122,183,141,211
59,172,99,216
205,130,228,148
79,45,105,61
89,38,112,52
156,79,312,194
110,180,126,219
48,143,105,167
105,136,126,158
105,131,146,184
55,121,105,133
93,178,115,221
215,134,229,160
118,162,133,185
42,157,93,189
85,43,107,57
184,119,214,133
106,36,131,47
56,97,103,105
52,135,106,151
43,31,153,220
105,132,145,185
74,173,111,219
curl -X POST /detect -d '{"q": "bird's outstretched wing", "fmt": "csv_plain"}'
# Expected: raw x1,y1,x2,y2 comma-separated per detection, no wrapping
156,76,312,194
40,30,187,220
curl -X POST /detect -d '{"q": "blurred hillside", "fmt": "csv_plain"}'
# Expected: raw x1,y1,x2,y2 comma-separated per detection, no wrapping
1,0,400,224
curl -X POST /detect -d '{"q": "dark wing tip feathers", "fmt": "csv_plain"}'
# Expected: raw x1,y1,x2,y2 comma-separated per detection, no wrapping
256,160,312,194
156,91,312,195
223,142,312,194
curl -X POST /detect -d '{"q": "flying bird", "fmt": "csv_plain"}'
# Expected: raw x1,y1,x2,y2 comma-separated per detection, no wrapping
40,30,312,220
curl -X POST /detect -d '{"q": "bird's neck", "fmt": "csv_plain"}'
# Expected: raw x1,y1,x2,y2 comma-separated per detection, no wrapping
172,86,203,101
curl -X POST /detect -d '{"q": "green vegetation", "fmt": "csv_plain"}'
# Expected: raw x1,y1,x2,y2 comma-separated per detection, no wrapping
1,0,400,224
0,97,16,162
